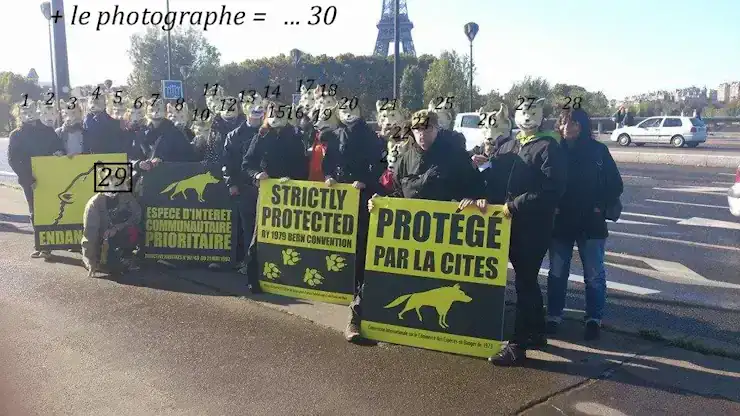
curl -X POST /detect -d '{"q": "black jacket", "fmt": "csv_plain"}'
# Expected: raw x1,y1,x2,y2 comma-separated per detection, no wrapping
122,123,148,161
223,121,259,188
7,121,65,186
328,119,387,195
82,111,124,154
142,119,197,163
241,126,308,185
211,114,245,139
391,130,484,201
553,138,623,240
484,131,567,225
194,131,227,177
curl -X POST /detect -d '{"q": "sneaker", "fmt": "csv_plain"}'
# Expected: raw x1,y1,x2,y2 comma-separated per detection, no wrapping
489,344,527,366
39,250,52,259
584,320,601,341
545,320,560,335
207,263,220,270
30,251,43,258
344,321,361,342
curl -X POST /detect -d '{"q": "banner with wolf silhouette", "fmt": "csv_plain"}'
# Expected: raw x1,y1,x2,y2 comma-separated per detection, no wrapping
361,197,511,358
139,162,237,266
31,153,128,250
255,179,359,305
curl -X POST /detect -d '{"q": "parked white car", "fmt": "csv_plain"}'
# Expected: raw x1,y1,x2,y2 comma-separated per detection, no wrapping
611,116,707,148
728,164,740,217
453,112,519,151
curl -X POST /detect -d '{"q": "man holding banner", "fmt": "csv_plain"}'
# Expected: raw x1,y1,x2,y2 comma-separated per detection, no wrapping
348,110,485,341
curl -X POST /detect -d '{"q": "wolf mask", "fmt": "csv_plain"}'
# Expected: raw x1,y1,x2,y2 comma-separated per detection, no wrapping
60,100,83,125
265,101,289,128
147,97,166,121
14,100,39,124
479,103,512,141
107,91,126,120
205,84,226,114
242,92,266,121
375,99,406,137
38,100,58,127
427,97,453,129
220,96,240,120
514,97,546,132
87,93,107,114
337,97,361,124
298,84,316,117
191,117,213,142
167,101,190,128
314,87,339,129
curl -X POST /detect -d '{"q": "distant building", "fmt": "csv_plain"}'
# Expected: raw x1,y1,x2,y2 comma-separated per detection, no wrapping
27,68,39,84
718,83,731,102
730,82,740,102
707,89,718,102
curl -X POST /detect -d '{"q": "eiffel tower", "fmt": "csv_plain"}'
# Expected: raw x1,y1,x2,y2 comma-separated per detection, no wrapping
373,0,416,57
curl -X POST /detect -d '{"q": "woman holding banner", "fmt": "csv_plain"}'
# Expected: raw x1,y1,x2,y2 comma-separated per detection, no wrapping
240,100,308,293
354,110,485,342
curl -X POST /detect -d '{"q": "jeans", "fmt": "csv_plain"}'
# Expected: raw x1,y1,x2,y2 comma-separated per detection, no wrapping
21,183,38,250
547,238,606,322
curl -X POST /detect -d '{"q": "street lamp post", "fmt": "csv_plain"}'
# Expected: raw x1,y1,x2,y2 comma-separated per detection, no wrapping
393,0,400,100
290,49,303,94
180,65,190,102
165,0,173,80
464,22,479,112
40,1,61,126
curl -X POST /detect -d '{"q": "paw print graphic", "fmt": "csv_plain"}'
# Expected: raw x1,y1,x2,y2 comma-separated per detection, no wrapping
263,262,281,280
325,254,347,272
303,268,324,287
282,248,301,266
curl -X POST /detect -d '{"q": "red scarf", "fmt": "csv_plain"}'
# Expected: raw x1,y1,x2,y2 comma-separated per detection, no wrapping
308,131,327,181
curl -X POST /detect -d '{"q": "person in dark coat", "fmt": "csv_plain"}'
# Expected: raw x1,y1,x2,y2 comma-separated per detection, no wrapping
546,109,623,341
482,97,567,366
240,101,308,293
354,110,486,341
327,105,388,342
223,103,265,272
210,96,246,139
82,95,125,154
7,101,66,258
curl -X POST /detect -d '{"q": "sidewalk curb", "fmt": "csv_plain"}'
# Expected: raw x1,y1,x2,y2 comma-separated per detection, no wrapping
610,150,740,168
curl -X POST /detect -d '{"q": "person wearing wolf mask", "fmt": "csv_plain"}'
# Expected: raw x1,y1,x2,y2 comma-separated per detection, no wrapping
7,100,66,259
121,98,149,161
466,97,567,366
56,99,87,155
427,97,466,149
83,92,124,154
471,104,513,168
356,110,486,342
167,101,195,142
296,84,317,149
81,175,142,277
308,86,343,183
211,95,246,138
136,96,197,173
330,98,388,342
38,99,59,128
240,100,308,292
223,94,266,272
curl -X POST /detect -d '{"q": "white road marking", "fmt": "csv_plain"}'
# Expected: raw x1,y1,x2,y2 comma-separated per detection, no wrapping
602,252,740,289
506,263,660,295
615,219,665,226
622,211,684,221
677,217,740,230
718,173,736,177
610,231,740,252
653,186,727,196
713,181,734,185
645,199,727,209
622,175,652,179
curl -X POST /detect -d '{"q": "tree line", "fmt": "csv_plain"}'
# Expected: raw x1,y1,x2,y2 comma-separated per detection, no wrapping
3,28,621,134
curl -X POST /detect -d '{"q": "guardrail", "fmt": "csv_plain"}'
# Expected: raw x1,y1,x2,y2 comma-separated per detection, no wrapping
367,117,740,133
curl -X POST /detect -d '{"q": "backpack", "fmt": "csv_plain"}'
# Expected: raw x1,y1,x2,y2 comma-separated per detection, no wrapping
596,147,622,222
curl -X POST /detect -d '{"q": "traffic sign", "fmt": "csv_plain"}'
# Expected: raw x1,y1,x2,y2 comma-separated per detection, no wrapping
162,80,183,100
292,93,301,106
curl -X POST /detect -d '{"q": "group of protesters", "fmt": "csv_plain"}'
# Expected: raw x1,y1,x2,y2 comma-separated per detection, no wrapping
6,87,623,366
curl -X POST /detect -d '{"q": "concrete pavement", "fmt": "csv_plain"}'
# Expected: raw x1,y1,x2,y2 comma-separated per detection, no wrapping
1,182,739,414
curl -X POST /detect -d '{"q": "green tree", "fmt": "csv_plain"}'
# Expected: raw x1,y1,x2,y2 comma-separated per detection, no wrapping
479,89,504,112
0,71,44,133
504,76,552,117
423,51,468,113
399,65,423,111
127,27,220,110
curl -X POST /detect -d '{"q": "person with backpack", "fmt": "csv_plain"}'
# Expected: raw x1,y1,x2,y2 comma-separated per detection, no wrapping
546,108,624,341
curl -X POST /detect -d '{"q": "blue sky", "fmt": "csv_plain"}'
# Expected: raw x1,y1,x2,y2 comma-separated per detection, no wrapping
1,0,737,101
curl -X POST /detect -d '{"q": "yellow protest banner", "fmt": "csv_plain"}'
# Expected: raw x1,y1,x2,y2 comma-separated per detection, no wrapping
31,153,128,249
255,179,360,304
361,197,511,358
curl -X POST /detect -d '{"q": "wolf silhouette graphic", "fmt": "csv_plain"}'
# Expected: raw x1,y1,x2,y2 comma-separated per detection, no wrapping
52,162,102,226
160,172,220,202
384,284,472,329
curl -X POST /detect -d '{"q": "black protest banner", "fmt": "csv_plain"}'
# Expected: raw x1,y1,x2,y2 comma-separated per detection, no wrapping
139,162,237,266
256,179,359,305
361,197,511,358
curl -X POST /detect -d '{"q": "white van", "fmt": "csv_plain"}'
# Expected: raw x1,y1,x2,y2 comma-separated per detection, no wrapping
453,112,519,151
